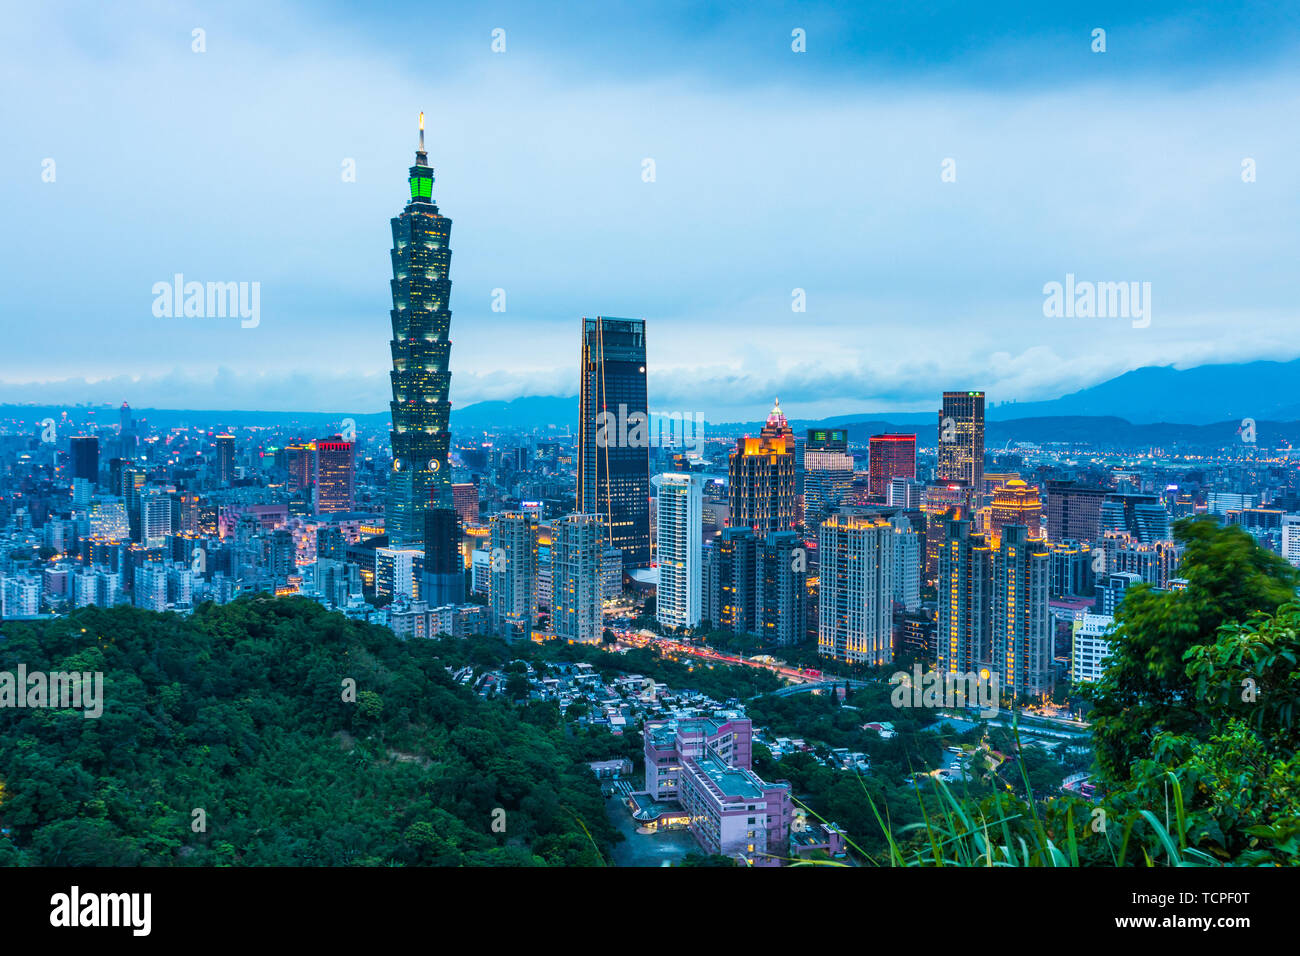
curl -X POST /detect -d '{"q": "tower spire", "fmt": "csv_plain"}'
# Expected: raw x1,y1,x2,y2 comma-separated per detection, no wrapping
418,111,425,153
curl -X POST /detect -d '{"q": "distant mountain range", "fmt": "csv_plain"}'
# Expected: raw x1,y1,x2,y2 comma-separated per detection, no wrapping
2,358,1297,447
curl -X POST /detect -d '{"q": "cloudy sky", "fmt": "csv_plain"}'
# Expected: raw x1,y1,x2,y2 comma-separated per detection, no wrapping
3,1,1299,421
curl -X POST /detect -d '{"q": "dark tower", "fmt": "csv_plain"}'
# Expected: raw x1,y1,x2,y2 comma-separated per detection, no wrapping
387,113,454,546
578,317,651,570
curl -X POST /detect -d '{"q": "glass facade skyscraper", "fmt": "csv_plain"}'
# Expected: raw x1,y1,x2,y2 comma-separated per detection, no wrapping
387,115,453,547
578,317,651,570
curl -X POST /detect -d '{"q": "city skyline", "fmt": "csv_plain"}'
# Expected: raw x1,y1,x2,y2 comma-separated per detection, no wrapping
7,3,1300,421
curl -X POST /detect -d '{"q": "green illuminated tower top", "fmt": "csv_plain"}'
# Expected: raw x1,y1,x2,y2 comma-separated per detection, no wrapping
386,113,453,546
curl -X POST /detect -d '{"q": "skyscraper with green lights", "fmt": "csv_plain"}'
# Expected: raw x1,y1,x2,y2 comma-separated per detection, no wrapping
386,115,453,546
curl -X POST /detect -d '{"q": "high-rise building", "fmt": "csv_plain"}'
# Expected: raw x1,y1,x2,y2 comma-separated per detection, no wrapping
804,428,854,529
987,479,1042,547
214,434,236,486
285,443,314,495
452,482,479,527
386,115,454,546
140,495,172,549
937,391,984,493
992,525,1052,698
1099,570,1144,616
1282,514,1300,568
1100,494,1171,544
376,547,422,602
422,508,465,607
868,434,916,498
653,473,703,630
922,481,971,585
489,511,537,641
314,436,355,514
728,401,797,536
578,316,651,570
891,514,921,611
1072,613,1115,684
818,512,894,666
1045,481,1107,544
936,517,992,679
551,513,605,643
887,477,924,510
70,436,99,484
716,526,758,634
756,530,807,645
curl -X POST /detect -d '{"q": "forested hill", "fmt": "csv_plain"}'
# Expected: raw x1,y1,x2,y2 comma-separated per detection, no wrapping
0,598,619,866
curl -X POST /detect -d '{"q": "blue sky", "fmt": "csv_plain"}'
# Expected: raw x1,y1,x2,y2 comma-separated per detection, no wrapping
3,1,1300,420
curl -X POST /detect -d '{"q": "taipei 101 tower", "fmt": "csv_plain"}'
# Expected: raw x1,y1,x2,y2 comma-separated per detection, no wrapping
385,113,454,546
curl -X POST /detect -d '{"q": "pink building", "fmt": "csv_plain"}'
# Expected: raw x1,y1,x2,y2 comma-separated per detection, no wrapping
644,716,793,865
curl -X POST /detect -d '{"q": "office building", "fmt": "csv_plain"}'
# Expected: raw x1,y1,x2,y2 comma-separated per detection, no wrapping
868,434,916,498
376,547,422,602
214,434,236,486
804,428,854,529
922,481,971,585
936,391,984,493
578,317,651,570
314,437,355,514
1045,481,1107,544
386,116,455,546
452,482,479,526
422,507,465,607
70,435,99,484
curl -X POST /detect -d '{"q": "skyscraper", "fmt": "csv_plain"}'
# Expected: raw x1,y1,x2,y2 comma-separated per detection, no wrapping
653,473,703,630
551,513,605,643
756,530,807,645
936,516,992,679
992,525,1052,698
868,433,916,498
937,391,984,493
314,436,355,514
422,507,465,607
489,511,537,641
387,114,454,547
987,478,1042,547
214,434,235,486
1045,480,1107,544
728,401,797,535
818,512,894,666
70,436,99,484
804,427,853,529
578,317,651,570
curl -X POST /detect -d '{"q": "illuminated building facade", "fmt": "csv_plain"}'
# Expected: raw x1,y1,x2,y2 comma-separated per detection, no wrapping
868,433,915,498
936,516,992,678
654,472,703,630
215,434,235,486
577,317,651,570
804,427,853,529
728,401,797,536
314,437,355,514
818,512,894,666
992,524,1052,698
551,512,605,643
922,481,971,585
986,478,1042,547
387,115,454,547
936,391,984,493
